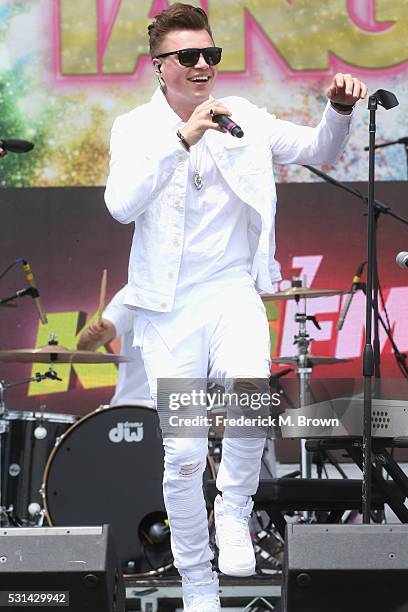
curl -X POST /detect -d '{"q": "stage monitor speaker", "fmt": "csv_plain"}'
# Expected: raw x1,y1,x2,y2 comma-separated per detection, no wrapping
0,525,125,611
283,524,408,612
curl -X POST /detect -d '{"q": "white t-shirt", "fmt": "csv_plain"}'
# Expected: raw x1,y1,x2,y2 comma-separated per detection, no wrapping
103,286,152,406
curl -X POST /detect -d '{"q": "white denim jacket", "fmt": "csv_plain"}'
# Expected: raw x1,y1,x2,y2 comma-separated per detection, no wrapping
105,88,353,312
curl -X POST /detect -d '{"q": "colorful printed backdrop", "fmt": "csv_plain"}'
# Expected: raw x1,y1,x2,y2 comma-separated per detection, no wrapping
1,0,408,187
1,2,408,420
1,183,408,415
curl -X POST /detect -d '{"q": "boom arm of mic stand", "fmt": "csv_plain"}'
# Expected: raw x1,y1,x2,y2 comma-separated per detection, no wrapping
363,138,408,180
304,163,408,372
363,136,408,151
303,165,408,226
0,287,33,305
2,370,62,390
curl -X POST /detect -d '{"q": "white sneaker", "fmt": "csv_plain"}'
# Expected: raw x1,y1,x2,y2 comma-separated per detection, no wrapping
214,494,256,577
182,571,221,611
182,592,221,611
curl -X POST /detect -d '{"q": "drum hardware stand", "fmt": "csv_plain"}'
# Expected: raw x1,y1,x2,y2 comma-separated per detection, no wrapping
291,285,322,481
27,502,46,527
275,281,322,522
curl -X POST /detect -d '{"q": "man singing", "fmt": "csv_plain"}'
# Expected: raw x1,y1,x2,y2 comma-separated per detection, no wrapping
105,4,367,610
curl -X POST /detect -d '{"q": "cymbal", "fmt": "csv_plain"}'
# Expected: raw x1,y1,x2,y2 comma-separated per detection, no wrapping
0,345,131,364
262,288,349,301
271,355,352,366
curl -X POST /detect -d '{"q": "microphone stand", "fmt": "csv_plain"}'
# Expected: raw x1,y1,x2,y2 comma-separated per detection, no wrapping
364,90,399,522
306,88,400,523
364,136,408,180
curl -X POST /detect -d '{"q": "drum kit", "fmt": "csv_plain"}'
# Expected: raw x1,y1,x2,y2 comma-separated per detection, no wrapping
0,280,352,574
0,343,127,526
0,340,217,575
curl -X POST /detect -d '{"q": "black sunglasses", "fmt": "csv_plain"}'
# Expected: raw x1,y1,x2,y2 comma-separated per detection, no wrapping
155,47,222,67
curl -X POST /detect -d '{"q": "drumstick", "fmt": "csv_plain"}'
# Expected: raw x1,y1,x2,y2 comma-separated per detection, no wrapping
97,269,107,324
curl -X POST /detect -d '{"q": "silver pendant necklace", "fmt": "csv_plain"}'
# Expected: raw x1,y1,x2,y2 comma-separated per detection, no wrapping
191,139,204,190
194,170,203,190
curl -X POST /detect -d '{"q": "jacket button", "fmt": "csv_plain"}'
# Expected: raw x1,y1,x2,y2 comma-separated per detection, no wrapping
160,302,168,309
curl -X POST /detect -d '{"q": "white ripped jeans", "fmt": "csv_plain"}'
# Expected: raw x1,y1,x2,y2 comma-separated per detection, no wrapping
136,287,271,573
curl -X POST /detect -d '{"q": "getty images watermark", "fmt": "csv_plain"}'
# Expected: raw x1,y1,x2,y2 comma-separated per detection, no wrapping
156,378,342,438
168,387,280,410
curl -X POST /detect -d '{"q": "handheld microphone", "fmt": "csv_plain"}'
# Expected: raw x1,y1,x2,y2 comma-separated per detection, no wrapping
337,261,366,331
0,139,34,153
212,114,244,138
396,252,408,269
21,260,48,324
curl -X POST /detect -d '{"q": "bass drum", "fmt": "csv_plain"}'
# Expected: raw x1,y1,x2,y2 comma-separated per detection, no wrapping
42,404,215,574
